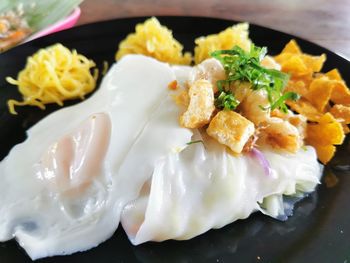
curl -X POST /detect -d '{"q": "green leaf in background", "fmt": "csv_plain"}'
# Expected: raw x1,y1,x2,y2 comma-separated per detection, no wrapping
0,0,83,33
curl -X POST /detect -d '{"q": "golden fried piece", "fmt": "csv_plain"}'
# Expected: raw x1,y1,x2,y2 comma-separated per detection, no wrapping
330,80,350,105
274,39,326,79
299,54,326,72
305,77,333,112
286,98,323,122
325,68,342,80
180,79,215,129
279,55,310,77
307,113,345,145
257,117,302,153
314,145,336,165
306,113,345,164
281,39,301,54
330,104,350,124
284,80,309,98
207,111,255,154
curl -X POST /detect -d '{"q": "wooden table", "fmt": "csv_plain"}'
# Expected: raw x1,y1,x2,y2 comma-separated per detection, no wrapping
78,0,350,60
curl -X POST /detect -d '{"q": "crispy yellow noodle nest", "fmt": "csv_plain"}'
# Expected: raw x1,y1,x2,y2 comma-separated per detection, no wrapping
6,43,98,114
194,22,251,64
115,17,192,65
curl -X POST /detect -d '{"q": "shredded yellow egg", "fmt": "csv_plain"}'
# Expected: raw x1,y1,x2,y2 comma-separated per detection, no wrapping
6,43,98,114
115,17,192,65
194,23,252,64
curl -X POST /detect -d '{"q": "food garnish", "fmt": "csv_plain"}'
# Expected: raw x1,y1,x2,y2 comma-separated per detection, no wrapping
168,80,178,90
207,110,255,154
211,45,297,113
249,148,272,176
275,39,349,163
194,22,251,64
6,43,98,114
214,89,239,110
186,140,204,145
115,17,192,65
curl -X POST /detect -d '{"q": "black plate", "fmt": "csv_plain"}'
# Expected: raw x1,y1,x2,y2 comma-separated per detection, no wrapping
0,16,349,263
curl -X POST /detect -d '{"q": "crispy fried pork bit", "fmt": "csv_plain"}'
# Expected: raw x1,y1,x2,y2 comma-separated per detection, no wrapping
207,110,255,154
180,79,215,129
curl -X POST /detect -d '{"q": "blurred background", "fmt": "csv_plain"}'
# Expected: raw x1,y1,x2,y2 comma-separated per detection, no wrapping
1,0,350,58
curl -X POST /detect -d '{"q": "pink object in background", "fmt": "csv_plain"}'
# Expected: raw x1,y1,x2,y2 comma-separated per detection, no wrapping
25,7,81,42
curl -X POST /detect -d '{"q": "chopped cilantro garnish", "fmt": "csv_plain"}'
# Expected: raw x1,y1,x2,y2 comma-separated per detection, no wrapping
215,90,240,110
211,44,299,113
186,140,204,145
270,91,300,112
301,145,308,152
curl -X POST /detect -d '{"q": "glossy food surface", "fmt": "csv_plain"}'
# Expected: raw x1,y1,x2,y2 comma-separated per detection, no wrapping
0,17,349,263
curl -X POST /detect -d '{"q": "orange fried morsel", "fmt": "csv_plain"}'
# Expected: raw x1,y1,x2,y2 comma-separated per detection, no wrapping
307,113,344,145
284,80,309,97
325,69,350,105
305,77,333,112
330,104,350,124
280,56,310,78
287,98,323,122
274,39,326,79
314,145,336,165
306,113,345,164
299,54,326,73
275,40,349,164
330,80,350,105
326,68,342,81
281,39,301,54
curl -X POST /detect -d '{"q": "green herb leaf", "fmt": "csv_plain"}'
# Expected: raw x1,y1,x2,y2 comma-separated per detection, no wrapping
215,90,240,110
270,91,300,113
211,44,295,112
186,140,204,145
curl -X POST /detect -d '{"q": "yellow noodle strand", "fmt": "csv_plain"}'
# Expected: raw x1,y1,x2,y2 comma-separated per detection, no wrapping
115,17,192,65
6,43,98,114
